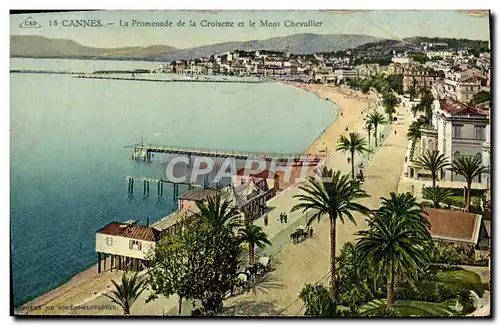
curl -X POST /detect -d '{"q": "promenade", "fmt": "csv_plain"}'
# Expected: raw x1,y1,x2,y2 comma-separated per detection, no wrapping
19,85,409,316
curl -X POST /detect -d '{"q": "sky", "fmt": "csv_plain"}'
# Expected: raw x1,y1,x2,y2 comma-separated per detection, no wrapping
10,10,490,49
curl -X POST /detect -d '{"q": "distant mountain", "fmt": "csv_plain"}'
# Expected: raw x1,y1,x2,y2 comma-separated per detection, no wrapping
351,36,490,54
151,34,385,61
11,34,384,61
10,35,178,60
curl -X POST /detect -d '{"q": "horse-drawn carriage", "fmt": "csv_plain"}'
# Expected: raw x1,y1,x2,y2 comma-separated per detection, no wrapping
290,225,313,244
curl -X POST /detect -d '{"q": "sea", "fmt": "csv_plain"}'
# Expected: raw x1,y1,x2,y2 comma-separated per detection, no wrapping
10,58,338,306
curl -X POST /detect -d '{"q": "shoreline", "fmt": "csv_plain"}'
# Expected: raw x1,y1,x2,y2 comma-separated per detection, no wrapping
282,82,377,157
16,82,376,315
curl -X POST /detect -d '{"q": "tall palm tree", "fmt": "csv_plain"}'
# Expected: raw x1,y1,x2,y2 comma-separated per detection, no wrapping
449,156,488,212
336,132,369,179
382,91,400,123
366,111,387,147
422,186,454,208
407,122,423,160
195,194,241,231
364,122,374,153
355,193,431,308
413,150,451,187
103,272,146,315
238,222,271,264
292,168,371,300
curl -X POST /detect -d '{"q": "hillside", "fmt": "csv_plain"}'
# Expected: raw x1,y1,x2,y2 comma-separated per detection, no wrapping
11,34,384,61
10,35,178,60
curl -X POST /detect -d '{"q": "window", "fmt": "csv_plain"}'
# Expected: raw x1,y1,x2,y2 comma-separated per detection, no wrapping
474,126,485,141
452,124,463,138
106,237,113,246
454,151,461,161
129,240,142,251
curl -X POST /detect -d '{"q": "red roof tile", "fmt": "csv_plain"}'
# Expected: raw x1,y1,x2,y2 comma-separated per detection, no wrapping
439,100,486,117
423,208,481,243
97,222,160,242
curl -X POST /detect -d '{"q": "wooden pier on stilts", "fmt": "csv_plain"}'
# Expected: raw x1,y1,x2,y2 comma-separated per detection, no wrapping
127,143,325,163
124,175,201,199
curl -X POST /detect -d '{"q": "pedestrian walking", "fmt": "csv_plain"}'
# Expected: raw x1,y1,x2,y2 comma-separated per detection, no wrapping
264,215,268,226
347,157,351,164
394,130,397,135
280,213,283,223
284,214,288,223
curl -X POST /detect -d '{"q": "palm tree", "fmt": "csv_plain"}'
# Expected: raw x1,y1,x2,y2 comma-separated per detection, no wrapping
364,122,374,153
382,91,400,123
366,111,387,147
292,168,371,299
103,272,146,315
238,222,271,265
407,121,423,160
355,193,431,308
195,194,241,231
422,186,454,208
408,85,417,101
336,132,369,179
449,156,488,212
413,150,451,187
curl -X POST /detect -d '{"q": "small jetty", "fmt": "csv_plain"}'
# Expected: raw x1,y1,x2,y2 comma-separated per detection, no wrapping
127,143,325,162
124,175,201,199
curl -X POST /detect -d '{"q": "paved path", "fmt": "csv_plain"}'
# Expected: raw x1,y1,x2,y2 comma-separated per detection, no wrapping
217,107,411,316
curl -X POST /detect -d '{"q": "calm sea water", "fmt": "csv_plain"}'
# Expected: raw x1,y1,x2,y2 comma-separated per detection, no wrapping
10,58,338,306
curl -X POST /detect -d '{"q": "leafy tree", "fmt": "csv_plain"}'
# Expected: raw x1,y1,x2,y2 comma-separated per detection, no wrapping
356,192,431,307
382,91,400,123
238,221,271,265
422,186,454,208
470,91,491,106
366,111,387,147
336,132,369,179
337,242,379,312
103,272,146,315
146,218,241,315
292,168,371,300
361,80,371,94
457,288,475,314
299,284,338,316
386,74,403,94
413,150,451,187
411,52,428,64
449,156,488,212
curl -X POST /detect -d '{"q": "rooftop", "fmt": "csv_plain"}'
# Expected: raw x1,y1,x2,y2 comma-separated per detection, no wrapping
177,189,219,202
97,222,160,242
423,208,482,244
439,99,487,118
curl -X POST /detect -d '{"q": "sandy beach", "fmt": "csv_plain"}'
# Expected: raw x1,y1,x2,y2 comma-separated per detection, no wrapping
15,82,383,316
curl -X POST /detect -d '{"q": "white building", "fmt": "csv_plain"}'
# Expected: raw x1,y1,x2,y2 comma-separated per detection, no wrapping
407,100,489,185
95,220,160,273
